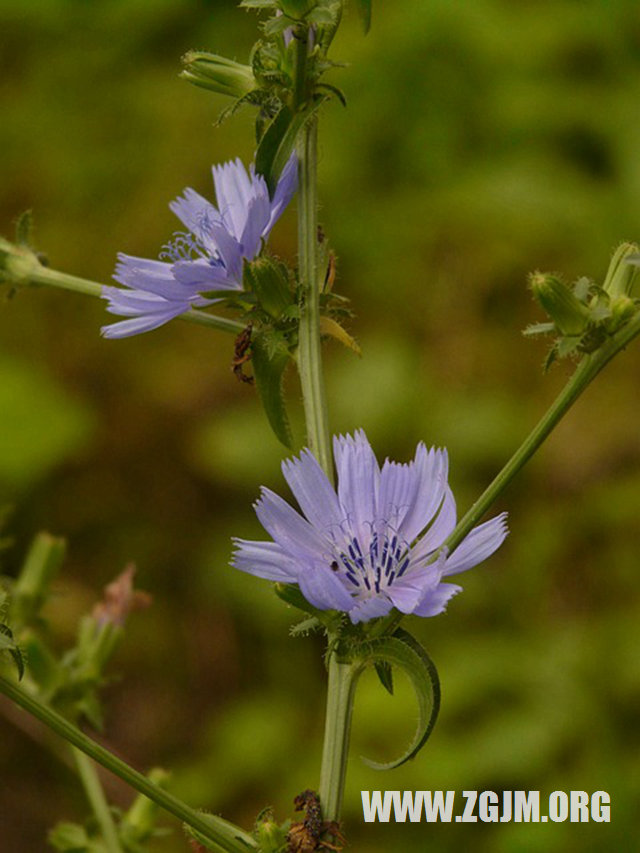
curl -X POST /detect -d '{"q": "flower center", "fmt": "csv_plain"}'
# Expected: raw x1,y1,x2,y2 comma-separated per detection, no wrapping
334,530,410,596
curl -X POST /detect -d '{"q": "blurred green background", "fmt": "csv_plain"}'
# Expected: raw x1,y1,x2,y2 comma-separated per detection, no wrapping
1,0,640,850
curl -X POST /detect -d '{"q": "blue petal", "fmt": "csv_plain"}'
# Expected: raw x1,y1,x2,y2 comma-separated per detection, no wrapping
172,258,239,291
100,305,186,338
378,459,416,533
169,187,219,238
207,223,244,283
231,539,297,582
348,595,393,624
212,158,253,242
254,487,328,560
281,449,343,532
297,563,355,611
334,430,380,545
443,512,508,576
400,444,449,544
266,152,298,232
412,582,462,617
240,194,271,260
409,487,457,566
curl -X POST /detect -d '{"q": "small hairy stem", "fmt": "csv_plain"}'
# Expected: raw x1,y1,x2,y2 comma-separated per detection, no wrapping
73,747,124,853
25,266,244,334
0,674,257,852
318,652,361,823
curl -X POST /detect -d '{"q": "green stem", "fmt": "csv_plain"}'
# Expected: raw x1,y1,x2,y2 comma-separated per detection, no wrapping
446,313,640,553
296,118,333,481
73,747,124,853
26,266,244,335
317,652,361,823
0,674,257,853
372,312,640,639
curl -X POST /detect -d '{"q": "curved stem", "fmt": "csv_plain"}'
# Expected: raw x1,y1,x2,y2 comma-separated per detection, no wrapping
318,652,361,823
296,117,333,482
73,747,124,853
26,266,244,334
0,674,257,853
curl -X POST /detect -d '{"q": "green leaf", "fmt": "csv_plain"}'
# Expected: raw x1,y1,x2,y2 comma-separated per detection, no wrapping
251,334,293,447
255,98,325,195
353,628,440,769
374,660,394,695
355,0,372,33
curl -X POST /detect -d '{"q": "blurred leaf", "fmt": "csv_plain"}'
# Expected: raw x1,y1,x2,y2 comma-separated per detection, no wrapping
0,356,95,491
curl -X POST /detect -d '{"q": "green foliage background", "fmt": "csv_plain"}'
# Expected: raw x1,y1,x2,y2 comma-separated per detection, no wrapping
1,0,640,850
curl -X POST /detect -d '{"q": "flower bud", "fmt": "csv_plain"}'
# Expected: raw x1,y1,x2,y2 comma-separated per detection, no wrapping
529,272,591,336
0,237,42,287
244,256,293,320
180,51,255,98
602,241,640,298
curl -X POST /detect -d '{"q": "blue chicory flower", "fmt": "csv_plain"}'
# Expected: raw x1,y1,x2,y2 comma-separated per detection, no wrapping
101,154,297,338
232,430,508,624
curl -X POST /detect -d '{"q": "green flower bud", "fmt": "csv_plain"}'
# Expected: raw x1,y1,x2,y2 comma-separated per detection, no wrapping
602,241,640,298
244,256,294,320
0,237,42,287
180,51,255,98
529,272,591,336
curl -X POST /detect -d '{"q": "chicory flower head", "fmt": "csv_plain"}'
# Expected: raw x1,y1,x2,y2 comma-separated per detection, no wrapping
101,154,297,339
232,430,508,624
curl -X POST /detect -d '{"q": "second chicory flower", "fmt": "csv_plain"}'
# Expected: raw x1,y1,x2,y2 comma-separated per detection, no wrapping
101,155,297,338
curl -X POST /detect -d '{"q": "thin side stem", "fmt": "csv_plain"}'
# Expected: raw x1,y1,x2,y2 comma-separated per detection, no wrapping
372,311,640,639
73,747,124,853
296,118,333,481
318,653,361,823
446,312,640,553
26,267,244,334
0,674,257,853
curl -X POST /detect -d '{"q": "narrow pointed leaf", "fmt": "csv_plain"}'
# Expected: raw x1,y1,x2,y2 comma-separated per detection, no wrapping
374,660,394,695
251,334,293,447
353,628,440,769
319,316,361,354
255,98,326,195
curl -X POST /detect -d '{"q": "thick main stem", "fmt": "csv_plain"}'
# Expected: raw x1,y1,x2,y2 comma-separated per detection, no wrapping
296,118,333,482
73,747,124,853
318,655,360,823
0,674,257,852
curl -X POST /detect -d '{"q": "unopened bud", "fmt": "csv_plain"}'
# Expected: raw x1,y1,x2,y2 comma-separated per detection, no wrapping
603,242,640,298
181,51,255,98
529,272,590,336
